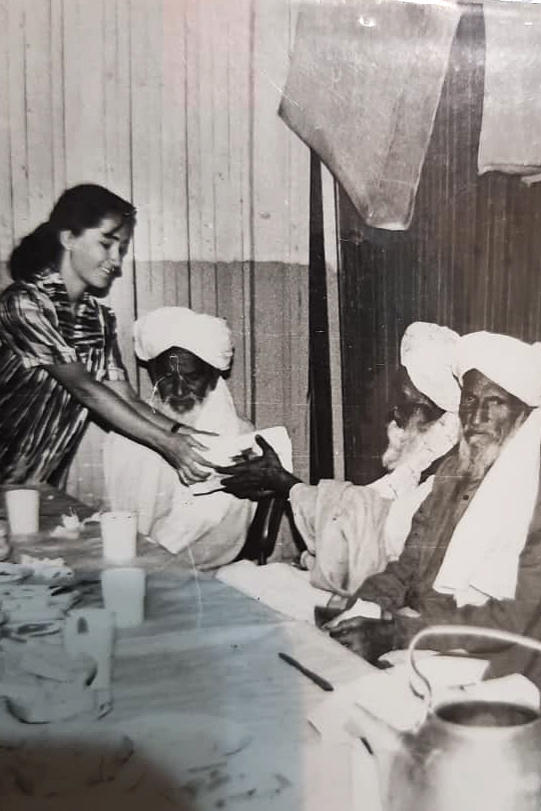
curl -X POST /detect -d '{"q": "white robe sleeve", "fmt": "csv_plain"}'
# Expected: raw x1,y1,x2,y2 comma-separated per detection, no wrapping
103,431,252,565
290,479,392,597
289,482,319,552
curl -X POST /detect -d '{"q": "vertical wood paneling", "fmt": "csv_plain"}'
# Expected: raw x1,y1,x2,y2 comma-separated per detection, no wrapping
284,264,310,484
184,0,217,270
161,0,190,303
8,0,30,244
226,1,253,267
130,0,165,296
215,261,249,420
0,0,310,504
63,0,107,185
103,0,131,201
50,0,66,200
241,263,254,418
184,1,224,317
252,0,288,260
252,265,284,428
252,0,307,263
0,0,13,264
24,0,54,227
211,1,247,264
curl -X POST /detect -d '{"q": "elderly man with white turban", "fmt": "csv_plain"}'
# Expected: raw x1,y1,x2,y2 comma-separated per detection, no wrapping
103,307,255,569
218,322,461,600
329,330,541,667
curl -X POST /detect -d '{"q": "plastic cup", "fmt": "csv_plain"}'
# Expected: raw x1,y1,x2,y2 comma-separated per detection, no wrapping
63,608,115,690
101,567,146,629
100,511,137,563
0,519,10,560
4,487,40,535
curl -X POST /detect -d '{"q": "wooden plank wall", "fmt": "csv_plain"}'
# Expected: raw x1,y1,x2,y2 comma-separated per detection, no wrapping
338,6,541,484
0,0,310,504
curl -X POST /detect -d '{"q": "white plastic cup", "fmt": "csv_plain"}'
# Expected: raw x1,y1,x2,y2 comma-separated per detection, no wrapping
63,608,115,690
4,487,40,535
101,567,146,629
100,511,137,563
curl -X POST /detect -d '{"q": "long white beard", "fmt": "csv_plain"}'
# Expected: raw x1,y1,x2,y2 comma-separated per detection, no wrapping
457,436,502,481
457,413,528,482
382,413,430,471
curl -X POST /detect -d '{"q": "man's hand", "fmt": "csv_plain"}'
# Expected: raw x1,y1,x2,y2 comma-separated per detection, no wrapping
214,435,300,500
329,617,397,663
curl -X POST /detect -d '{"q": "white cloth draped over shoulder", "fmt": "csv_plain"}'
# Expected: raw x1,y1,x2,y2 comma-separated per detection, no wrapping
432,331,541,606
433,408,541,606
103,378,255,569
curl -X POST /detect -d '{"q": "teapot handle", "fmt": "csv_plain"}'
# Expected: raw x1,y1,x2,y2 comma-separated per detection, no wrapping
408,624,541,706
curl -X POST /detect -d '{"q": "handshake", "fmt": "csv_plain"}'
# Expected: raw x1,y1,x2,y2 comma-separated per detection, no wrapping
194,426,298,499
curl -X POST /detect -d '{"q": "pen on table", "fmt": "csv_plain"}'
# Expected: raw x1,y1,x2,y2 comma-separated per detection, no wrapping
278,652,334,692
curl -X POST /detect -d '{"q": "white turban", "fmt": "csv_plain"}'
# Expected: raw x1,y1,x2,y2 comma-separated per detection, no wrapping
400,322,461,413
133,307,233,371
455,331,541,407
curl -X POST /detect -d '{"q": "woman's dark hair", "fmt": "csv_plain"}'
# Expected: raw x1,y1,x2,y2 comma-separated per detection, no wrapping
9,184,136,281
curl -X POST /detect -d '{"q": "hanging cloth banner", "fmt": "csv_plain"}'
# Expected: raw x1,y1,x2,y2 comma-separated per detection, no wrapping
478,1,541,185
279,0,461,231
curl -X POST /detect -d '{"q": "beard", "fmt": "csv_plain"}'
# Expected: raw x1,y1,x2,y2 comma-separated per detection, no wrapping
156,376,208,416
163,390,205,415
382,412,431,471
456,436,503,482
457,413,527,482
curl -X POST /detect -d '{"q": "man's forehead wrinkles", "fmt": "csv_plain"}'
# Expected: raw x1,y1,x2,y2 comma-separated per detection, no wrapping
461,370,515,402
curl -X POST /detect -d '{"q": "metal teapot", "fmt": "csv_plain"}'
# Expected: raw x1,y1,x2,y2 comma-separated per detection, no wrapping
347,625,541,811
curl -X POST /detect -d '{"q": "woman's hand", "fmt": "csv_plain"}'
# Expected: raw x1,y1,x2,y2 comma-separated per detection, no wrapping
47,362,212,484
215,435,300,500
161,427,213,485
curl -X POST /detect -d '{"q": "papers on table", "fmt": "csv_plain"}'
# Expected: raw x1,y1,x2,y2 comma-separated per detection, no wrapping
308,655,540,744
191,425,293,495
216,560,330,623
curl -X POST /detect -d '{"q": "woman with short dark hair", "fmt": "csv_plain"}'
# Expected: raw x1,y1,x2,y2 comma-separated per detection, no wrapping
0,183,209,486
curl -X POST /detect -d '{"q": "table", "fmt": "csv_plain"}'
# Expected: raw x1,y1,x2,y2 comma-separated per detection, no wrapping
0,487,378,810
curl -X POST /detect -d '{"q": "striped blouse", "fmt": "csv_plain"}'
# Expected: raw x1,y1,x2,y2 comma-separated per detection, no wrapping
0,269,126,484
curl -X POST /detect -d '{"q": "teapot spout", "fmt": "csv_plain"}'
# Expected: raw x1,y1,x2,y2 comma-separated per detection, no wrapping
345,705,403,761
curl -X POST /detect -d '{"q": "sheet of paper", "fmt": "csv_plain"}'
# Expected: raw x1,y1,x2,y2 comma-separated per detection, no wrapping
216,560,330,623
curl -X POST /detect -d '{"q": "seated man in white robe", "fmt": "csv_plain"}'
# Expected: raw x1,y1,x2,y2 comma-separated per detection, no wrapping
217,322,461,600
103,307,255,569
